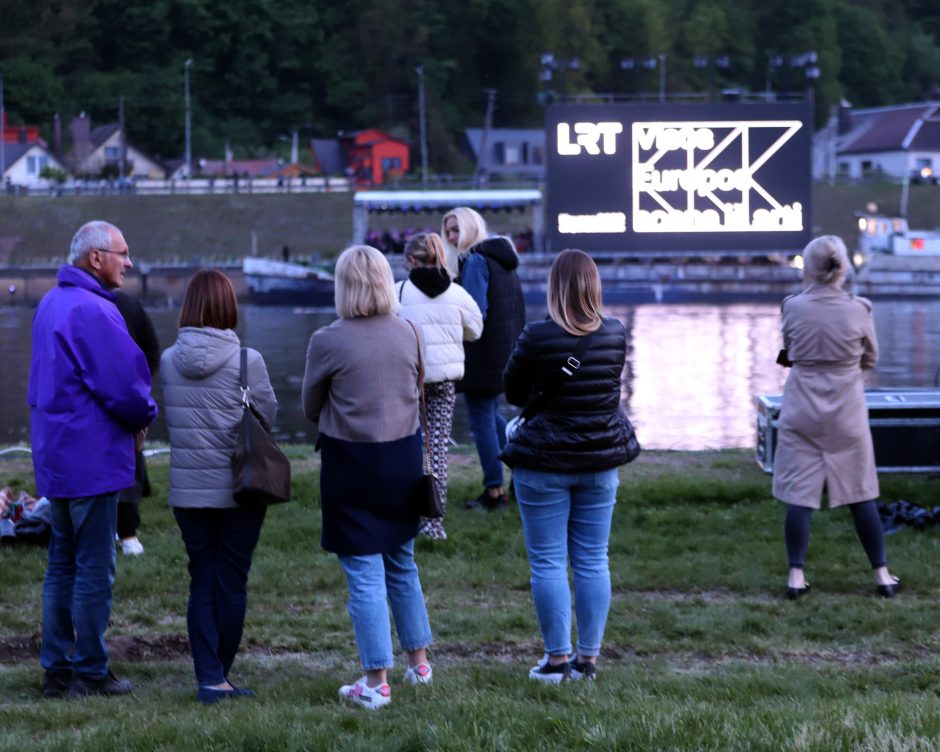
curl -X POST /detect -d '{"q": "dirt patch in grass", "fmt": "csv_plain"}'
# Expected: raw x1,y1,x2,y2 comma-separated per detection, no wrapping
0,631,926,670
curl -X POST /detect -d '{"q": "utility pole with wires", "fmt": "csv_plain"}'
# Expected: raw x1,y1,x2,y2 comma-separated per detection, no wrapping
0,74,5,188
118,96,126,180
475,88,497,188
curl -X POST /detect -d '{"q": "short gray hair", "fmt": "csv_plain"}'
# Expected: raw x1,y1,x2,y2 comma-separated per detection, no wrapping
68,221,120,264
802,235,850,287
334,245,398,319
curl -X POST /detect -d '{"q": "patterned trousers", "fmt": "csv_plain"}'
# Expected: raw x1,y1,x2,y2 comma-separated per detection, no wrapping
420,381,456,540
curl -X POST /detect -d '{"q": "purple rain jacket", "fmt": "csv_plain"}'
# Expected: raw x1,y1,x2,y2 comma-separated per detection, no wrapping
28,264,158,498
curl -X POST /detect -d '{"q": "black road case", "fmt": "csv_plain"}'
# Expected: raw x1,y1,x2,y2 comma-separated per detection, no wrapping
756,389,940,473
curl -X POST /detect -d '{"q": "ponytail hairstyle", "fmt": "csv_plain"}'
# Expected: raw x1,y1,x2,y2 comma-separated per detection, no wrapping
404,232,446,269
546,249,603,336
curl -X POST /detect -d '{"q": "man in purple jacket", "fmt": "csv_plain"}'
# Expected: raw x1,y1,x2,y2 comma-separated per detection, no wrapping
28,221,158,699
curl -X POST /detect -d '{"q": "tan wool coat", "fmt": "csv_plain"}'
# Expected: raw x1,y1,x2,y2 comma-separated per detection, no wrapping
771,284,879,508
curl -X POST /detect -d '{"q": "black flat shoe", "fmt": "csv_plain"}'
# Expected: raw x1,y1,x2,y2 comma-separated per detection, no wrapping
876,577,902,598
785,584,810,600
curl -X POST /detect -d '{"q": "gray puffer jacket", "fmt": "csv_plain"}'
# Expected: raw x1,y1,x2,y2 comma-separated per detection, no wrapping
161,327,277,508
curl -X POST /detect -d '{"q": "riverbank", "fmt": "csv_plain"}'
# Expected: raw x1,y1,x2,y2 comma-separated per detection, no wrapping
1,448,939,749
2,183,939,266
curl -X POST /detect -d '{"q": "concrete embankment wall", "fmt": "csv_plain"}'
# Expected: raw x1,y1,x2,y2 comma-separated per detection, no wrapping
4,253,940,307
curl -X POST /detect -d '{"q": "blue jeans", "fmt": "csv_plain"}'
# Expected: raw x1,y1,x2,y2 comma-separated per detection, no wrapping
174,506,267,686
514,467,619,657
338,539,433,671
41,493,119,679
464,393,507,489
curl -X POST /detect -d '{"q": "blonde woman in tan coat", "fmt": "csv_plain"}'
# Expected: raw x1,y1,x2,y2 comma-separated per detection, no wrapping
772,235,901,600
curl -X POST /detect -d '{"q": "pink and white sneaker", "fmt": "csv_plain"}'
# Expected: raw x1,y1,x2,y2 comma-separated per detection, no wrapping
338,676,391,710
403,663,433,685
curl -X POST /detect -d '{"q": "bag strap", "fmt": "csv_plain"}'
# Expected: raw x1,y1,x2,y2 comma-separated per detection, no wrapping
519,325,600,422
239,347,250,408
398,279,406,303
404,320,433,469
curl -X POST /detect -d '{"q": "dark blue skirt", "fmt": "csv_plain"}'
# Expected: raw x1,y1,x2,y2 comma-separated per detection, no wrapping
318,430,422,556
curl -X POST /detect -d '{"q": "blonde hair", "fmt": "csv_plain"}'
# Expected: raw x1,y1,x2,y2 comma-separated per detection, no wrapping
442,207,488,255
334,245,398,319
802,235,850,287
547,249,603,335
404,232,446,269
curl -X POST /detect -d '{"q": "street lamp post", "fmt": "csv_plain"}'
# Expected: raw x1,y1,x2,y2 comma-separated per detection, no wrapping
658,52,667,103
184,59,192,180
0,74,5,189
416,65,428,188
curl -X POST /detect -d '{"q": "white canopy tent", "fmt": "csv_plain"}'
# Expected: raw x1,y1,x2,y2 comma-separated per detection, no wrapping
351,189,543,250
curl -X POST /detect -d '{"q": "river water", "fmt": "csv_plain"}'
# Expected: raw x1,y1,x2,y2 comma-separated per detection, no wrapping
2,301,939,451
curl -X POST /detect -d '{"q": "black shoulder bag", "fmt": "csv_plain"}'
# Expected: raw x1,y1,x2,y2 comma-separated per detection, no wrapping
405,320,444,519
232,348,292,506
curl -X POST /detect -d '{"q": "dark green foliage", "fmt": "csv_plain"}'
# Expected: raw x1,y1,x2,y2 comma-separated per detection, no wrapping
2,1,940,166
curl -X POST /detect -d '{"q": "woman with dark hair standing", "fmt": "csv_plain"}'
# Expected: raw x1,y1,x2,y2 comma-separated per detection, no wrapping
303,245,433,711
501,249,638,683
442,207,525,510
773,235,900,599
396,232,482,539
161,269,278,704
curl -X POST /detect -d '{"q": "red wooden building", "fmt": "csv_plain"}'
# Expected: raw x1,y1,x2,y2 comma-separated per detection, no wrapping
341,129,410,185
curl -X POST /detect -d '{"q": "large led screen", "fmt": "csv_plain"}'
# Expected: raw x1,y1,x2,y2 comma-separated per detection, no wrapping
545,102,813,254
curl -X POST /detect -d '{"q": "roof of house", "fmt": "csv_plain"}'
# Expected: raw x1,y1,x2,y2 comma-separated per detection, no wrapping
311,139,345,175
89,123,121,149
464,128,545,156
197,159,281,177
828,103,940,155
1,142,58,171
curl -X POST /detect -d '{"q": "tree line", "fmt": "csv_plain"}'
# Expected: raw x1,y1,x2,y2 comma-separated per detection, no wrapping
1,0,938,174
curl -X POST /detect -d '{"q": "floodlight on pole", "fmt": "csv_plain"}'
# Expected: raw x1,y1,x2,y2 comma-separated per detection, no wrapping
184,59,192,179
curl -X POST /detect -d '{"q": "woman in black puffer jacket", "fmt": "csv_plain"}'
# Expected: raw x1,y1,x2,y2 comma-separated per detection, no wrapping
500,249,638,684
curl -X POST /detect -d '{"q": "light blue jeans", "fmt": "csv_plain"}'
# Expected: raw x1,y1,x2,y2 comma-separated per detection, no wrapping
338,539,433,671
465,393,507,489
514,467,619,658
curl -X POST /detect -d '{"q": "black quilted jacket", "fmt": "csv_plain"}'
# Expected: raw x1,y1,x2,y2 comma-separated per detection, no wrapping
499,317,634,472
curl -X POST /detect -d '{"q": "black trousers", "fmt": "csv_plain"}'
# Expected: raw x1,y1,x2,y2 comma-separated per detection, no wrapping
173,506,267,686
116,502,140,540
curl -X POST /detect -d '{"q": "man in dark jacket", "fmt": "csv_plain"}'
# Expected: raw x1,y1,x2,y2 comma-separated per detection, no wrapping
113,290,160,556
29,220,158,698
457,236,526,510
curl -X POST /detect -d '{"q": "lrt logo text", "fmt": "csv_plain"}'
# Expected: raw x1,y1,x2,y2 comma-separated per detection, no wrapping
557,122,623,156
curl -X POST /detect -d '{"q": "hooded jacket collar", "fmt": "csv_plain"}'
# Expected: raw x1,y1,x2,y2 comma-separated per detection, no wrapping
57,263,116,302
469,237,519,272
408,267,451,298
172,327,241,380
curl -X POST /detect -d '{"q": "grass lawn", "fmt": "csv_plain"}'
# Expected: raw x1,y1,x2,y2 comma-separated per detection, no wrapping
1,448,940,751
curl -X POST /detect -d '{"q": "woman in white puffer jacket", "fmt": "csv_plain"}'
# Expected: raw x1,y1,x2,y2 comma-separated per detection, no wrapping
395,233,483,539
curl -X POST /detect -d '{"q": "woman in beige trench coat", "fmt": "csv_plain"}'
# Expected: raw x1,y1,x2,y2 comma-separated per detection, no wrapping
772,235,901,599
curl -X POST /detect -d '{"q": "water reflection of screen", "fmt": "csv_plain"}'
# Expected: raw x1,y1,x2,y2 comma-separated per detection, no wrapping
615,304,787,450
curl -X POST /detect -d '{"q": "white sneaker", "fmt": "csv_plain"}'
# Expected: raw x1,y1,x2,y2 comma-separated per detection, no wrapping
528,654,571,684
403,663,433,685
120,537,144,556
338,677,391,710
